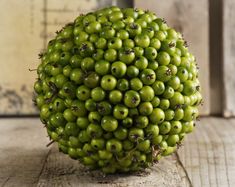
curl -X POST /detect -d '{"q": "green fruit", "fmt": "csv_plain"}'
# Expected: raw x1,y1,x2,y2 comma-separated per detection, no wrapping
149,108,165,124
124,90,141,108
34,7,201,174
106,139,123,153
91,87,105,102
101,116,118,132
101,75,117,91
111,61,127,78
113,104,129,119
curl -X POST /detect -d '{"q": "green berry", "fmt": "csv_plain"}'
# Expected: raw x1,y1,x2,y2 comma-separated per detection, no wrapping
35,7,201,174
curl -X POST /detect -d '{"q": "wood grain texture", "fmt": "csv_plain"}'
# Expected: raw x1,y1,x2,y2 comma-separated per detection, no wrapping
1,118,235,186
0,119,189,187
222,0,235,117
0,118,49,186
134,0,210,115
37,147,189,187
178,117,235,187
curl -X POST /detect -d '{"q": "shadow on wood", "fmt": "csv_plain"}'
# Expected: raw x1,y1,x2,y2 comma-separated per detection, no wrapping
37,146,190,187
0,118,235,187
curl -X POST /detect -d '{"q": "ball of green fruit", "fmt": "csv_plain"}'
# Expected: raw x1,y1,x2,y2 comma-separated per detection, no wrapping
34,6,202,174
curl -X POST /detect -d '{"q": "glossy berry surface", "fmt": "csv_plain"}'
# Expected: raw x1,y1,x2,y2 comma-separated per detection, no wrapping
34,7,202,174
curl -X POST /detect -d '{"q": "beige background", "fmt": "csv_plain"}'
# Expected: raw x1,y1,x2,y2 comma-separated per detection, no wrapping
0,0,115,114
0,0,230,116
0,0,43,114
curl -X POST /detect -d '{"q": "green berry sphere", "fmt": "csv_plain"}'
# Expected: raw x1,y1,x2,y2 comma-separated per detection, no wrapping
34,6,202,174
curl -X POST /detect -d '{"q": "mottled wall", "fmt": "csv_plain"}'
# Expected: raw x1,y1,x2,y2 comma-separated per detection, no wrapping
0,0,131,115
0,0,233,116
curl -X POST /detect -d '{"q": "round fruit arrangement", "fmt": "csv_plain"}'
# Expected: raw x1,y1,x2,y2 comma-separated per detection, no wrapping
34,6,202,174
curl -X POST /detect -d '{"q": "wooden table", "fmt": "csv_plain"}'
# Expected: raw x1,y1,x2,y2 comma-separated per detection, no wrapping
0,117,234,187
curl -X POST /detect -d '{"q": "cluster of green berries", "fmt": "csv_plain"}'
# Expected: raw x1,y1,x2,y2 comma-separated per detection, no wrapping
34,6,202,174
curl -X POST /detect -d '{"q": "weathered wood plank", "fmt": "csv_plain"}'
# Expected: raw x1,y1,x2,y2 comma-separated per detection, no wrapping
37,146,188,187
0,118,49,187
1,118,235,187
177,117,235,187
134,0,210,115
0,119,190,187
222,0,235,117
212,118,235,186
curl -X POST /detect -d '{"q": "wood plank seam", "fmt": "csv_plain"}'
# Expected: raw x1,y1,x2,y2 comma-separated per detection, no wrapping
195,130,210,186
175,152,193,187
35,148,52,185
211,119,231,187
211,132,221,187
195,131,203,187
202,122,216,187
200,118,232,187
1,177,10,187
215,132,231,187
